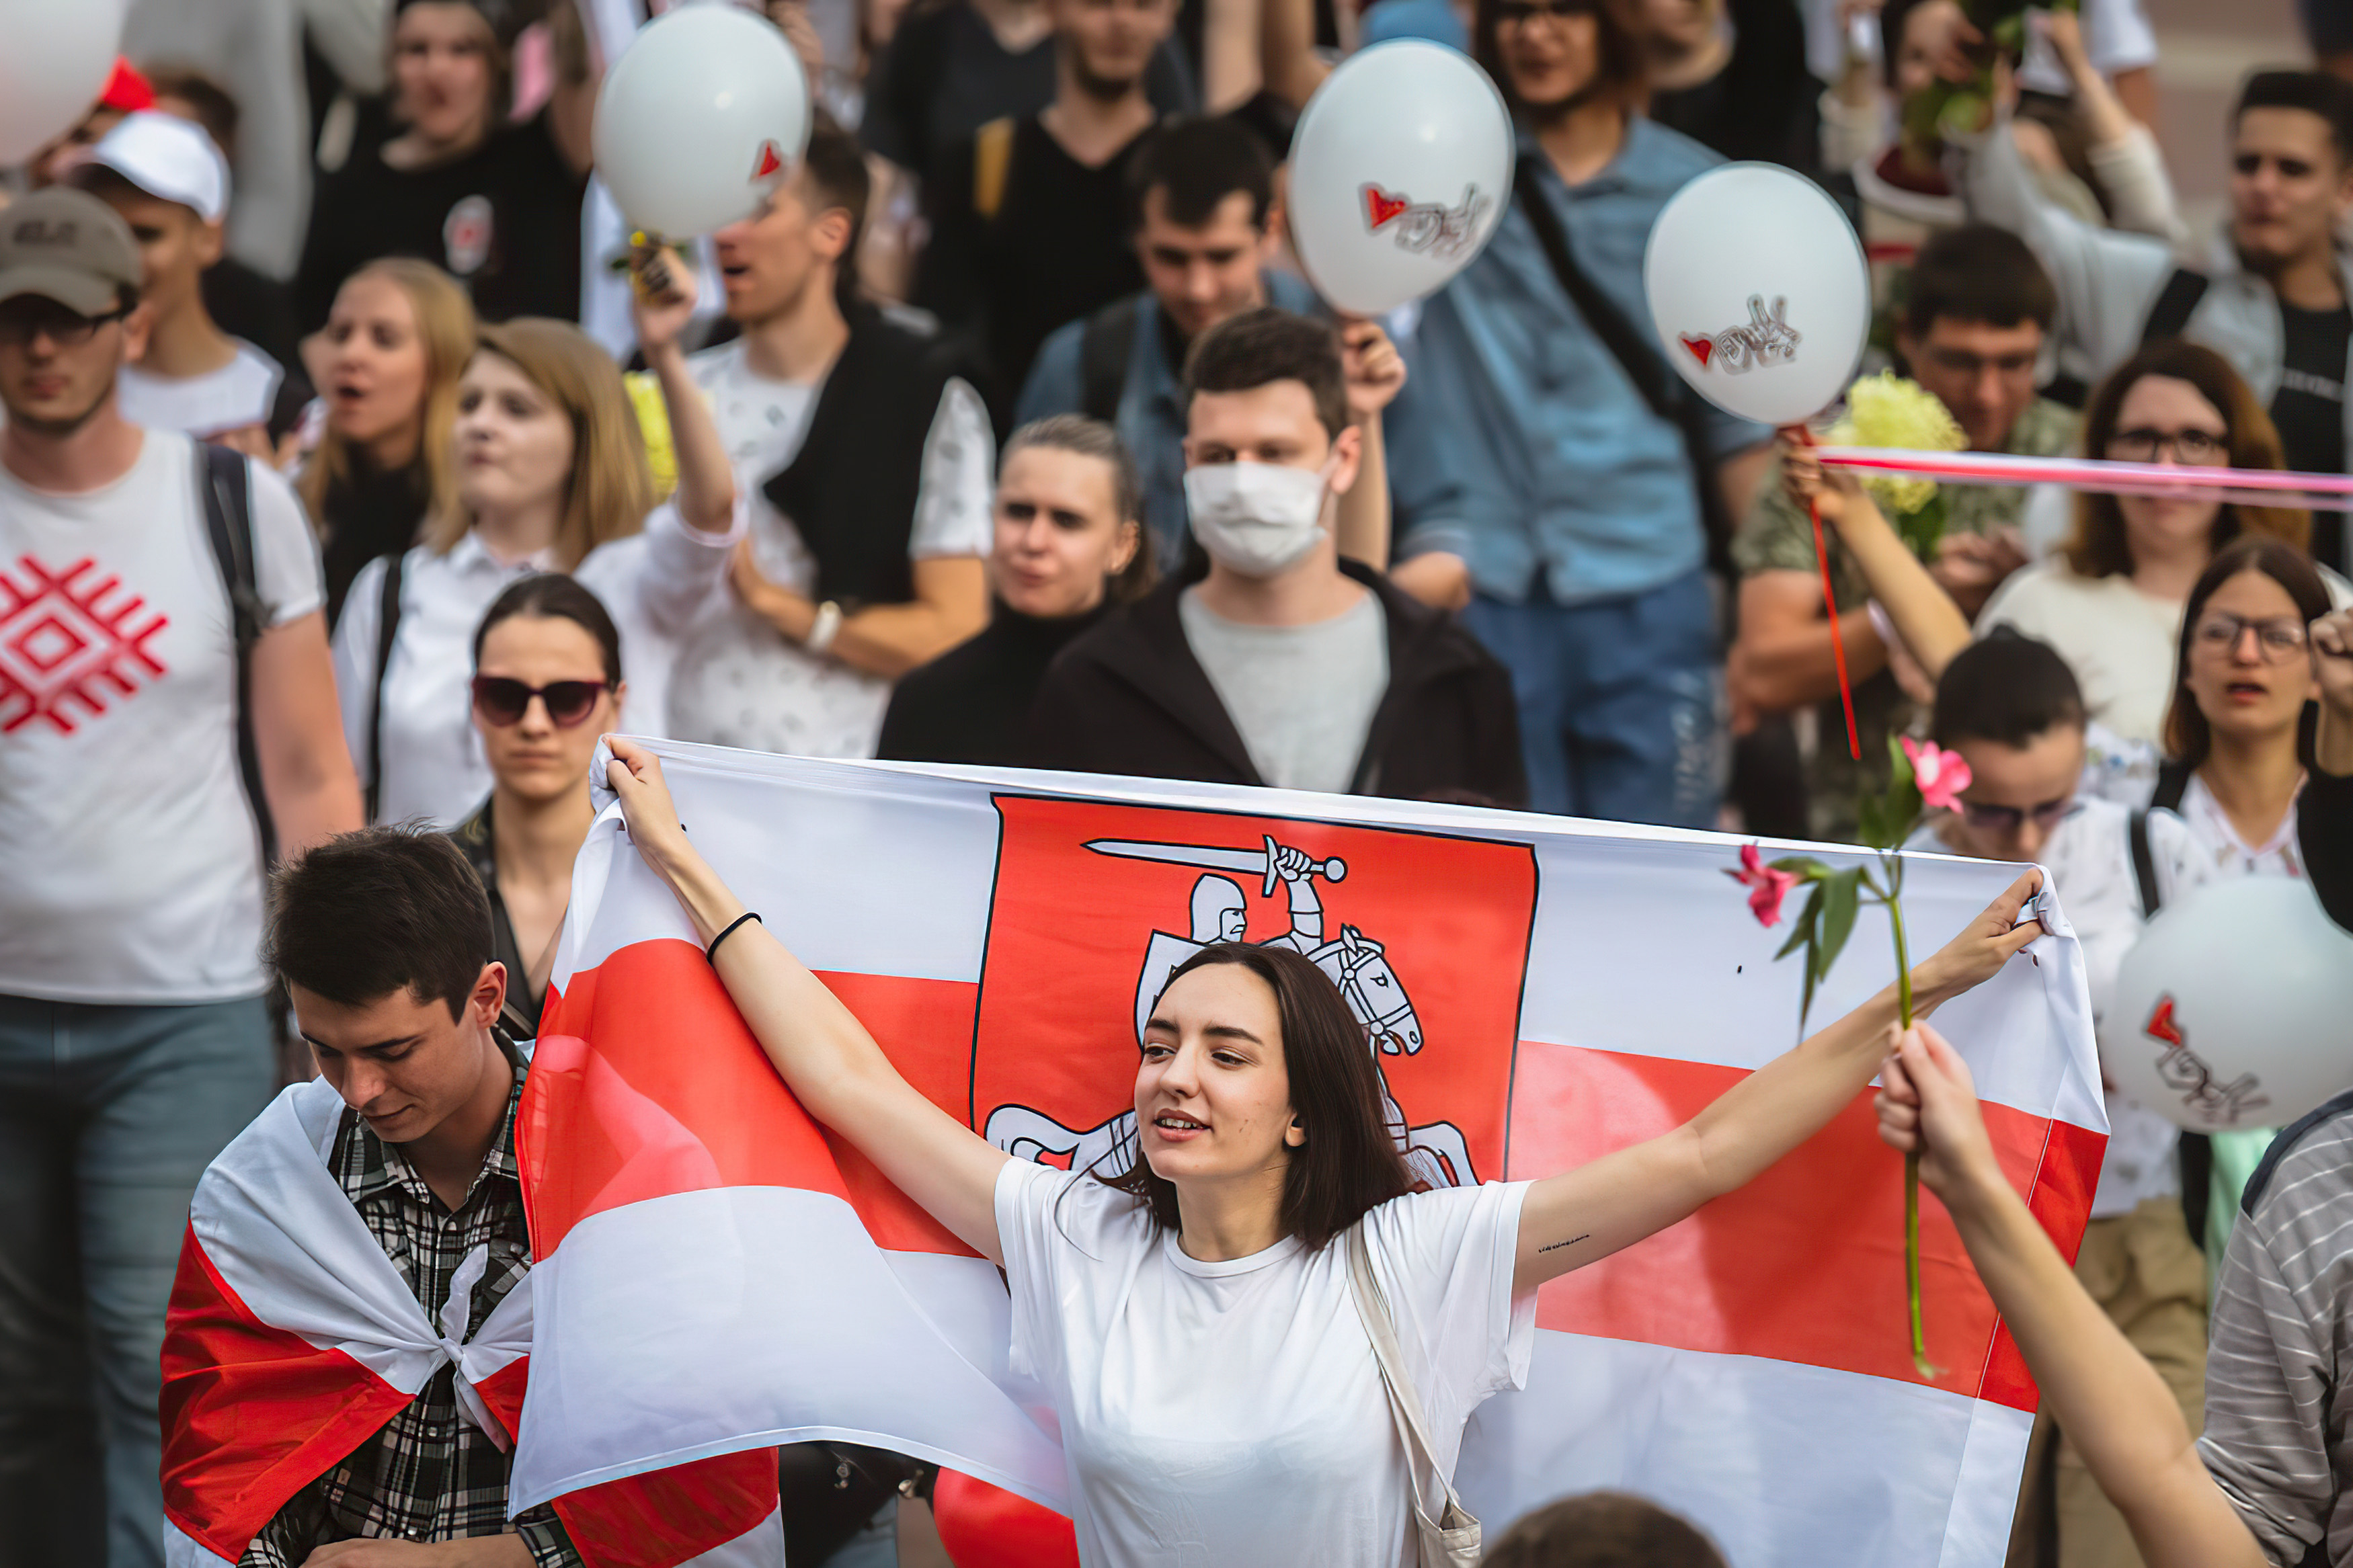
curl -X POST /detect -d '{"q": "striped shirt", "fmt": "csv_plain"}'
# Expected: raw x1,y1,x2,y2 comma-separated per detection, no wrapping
2198,1091,2353,1566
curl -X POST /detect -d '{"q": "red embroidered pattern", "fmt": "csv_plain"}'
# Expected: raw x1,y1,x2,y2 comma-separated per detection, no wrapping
0,554,170,735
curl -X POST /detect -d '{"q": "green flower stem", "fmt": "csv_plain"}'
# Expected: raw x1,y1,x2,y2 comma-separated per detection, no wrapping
1884,866,1936,1378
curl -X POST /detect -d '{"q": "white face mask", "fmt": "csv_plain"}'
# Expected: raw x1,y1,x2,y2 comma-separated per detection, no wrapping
1183,459,1332,577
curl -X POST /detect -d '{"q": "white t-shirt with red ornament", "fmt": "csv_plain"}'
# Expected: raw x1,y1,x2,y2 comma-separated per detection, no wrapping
0,429,323,1003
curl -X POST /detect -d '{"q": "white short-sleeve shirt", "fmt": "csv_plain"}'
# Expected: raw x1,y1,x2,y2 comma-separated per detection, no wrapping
116,339,284,440
665,338,992,759
994,1160,1535,1567
0,431,323,1002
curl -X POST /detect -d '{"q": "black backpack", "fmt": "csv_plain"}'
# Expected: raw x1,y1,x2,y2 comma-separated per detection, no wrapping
2124,759,2210,1248
195,443,275,864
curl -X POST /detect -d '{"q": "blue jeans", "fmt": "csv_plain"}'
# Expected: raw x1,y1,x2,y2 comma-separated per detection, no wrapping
0,994,274,1568
1462,568,1725,827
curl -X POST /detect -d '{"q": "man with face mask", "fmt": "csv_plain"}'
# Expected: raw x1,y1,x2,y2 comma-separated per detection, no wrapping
1023,308,1525,804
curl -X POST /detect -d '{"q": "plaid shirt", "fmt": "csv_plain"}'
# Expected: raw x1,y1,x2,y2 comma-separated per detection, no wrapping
243,1055,579,1567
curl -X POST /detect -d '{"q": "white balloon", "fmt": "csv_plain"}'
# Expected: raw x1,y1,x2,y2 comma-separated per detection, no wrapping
592,5,811,240
1287,41,1513,317
0,0,126,167
1642,163,1869,427
2103,877,2353,1132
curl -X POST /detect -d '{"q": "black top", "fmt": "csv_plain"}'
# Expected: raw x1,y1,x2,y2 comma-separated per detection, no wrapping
1022,559,1529,806
318,450,430,629
202,258,311,410
2302,766,2353,937
450,797,543,1040
2271,301,2351,572
877,600,1112,765
861,1,1193,185
295,112,586,332
921,114,1156,405
1646,0,1823,173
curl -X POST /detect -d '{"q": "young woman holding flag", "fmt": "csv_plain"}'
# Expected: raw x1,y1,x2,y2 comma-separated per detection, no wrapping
602,737,2043,1567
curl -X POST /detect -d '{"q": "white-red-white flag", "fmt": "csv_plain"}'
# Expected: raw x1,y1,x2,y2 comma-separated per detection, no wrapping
512,744,2104,1565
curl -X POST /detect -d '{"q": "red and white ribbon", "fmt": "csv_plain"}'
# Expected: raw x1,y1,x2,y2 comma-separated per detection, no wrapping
1813,446,2353,509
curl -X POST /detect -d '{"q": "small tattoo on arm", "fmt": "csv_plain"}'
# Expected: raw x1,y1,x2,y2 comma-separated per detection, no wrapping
1538,1233,1592,1254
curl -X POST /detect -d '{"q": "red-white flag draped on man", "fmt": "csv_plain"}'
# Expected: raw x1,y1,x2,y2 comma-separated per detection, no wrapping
507,743,2104,1565
159,1058,783,1568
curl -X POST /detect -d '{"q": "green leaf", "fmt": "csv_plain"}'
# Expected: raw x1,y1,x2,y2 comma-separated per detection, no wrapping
1769,855,1831,880
1773,882,1823,960
1799,925,1821,1032
1818,866,1863,980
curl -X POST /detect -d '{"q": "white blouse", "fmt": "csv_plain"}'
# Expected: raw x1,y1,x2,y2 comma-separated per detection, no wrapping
333,499,742,826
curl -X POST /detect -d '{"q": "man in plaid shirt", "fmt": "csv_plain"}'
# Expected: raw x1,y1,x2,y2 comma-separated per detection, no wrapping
239,827,580,1568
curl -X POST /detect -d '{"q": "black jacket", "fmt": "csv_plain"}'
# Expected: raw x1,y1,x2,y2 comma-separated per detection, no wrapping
1022,558,1526,807
877,600,1110,766
2303,768,2353,936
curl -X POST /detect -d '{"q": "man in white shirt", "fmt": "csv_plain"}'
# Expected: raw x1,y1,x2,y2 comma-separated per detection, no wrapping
0,189,361,1568
1905,630,2210,1568
668,116,992,759
67,112,298,458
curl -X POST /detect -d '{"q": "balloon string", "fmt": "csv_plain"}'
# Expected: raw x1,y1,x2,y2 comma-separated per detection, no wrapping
1796,426,1862,762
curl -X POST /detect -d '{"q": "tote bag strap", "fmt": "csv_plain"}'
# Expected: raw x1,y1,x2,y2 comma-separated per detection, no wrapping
1347,1223,1481,1566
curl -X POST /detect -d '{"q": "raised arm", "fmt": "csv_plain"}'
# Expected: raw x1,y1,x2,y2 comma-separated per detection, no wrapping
1512,868,2044,1294
1876,1025,2267,1568
633,246,737,539
603,738,1012,1261
1780,435,1973,679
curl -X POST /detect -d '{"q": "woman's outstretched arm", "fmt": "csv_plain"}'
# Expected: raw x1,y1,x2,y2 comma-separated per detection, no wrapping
1511,869,2044,1294
1877,1026,2266,1568
604,738,1012,1262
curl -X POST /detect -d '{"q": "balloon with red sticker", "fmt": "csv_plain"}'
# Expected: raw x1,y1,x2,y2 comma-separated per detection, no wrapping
1285,40,1514,316
592,3,811,241
0,0,126,165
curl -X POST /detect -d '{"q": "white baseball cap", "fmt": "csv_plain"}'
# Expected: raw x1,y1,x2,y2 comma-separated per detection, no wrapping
80,111,232,225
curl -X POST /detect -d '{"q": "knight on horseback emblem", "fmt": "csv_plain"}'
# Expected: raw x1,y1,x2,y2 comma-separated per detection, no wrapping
984,833,1478,1190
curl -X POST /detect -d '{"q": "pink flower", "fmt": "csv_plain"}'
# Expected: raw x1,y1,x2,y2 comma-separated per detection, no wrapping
1726,841,1801,927
1903,737,1974,813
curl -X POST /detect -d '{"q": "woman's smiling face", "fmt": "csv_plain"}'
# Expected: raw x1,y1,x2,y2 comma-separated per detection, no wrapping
1133,963,1304,1188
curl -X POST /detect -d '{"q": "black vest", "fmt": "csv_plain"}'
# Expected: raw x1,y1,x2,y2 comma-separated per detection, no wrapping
761,313,958,611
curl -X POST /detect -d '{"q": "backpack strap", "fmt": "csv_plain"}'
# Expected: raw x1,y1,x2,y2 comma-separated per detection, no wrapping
2151,757,2193,814
2139,267,2211,347
1078,295,1141,422
195,442,277,865
1509,155,1736,567
2128,807,2161,920
972,116,1016,222
365,550,407,823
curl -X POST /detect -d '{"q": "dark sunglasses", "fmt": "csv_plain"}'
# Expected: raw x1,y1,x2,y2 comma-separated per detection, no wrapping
471,675,608,727
1495,0,1598,24
0,298,131,349
1960,797,2075,834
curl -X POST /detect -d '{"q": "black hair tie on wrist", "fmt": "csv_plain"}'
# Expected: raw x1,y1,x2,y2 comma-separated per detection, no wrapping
706,911,763,966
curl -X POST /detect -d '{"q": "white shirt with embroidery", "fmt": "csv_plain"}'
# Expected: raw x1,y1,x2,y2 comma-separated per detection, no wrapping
664,338,993,759
1,431,323,1002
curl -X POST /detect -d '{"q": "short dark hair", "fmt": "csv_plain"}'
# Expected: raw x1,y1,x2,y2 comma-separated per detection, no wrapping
1183,306,1348,440
1931,630,2087,749
1484,1492,1728,1568
1903,224,2057,338
2235,70,2353,165
2163,534,2333,768
142,65,241,163
1096,944,1416,1253
267,827,494,1020
473,573,624,684
800,108,871,248
1127,115,1275,232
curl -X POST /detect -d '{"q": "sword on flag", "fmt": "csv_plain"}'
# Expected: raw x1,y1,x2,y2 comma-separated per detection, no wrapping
1083,835,1347,898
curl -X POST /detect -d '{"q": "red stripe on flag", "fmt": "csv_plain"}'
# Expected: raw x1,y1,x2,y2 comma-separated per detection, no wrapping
1506,1038,2099,1409
161,1227,416,1559
526,940,979,1257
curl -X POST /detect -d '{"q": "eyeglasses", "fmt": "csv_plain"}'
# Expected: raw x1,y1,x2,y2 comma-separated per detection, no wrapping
2108,427,2227,464
470,675,608,728
0,298,131,349
2193,611,2308,661
1959,797,2076,834
1495,0,1597,25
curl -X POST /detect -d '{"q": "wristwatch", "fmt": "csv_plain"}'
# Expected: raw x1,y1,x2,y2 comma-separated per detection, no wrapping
806,600,843,655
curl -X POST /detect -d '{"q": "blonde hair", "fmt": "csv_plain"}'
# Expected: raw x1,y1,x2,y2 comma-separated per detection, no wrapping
424,318,653,571
299,257,475,531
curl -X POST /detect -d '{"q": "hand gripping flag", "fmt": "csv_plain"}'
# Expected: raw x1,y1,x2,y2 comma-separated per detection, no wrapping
159,1068,781,1567
514,743,2107,1566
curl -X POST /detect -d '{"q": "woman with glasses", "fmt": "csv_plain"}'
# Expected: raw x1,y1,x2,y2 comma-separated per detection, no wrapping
334,253,740,826
450,575,623,1036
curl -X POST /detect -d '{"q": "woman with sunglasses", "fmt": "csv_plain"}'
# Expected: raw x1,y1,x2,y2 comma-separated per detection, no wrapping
450,575,625,1036
335,251,738,826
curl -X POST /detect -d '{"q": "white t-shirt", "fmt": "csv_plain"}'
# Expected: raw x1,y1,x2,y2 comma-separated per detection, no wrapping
666,338,993,759
2176,772,2307,881
1977,559,2184,746
333,502,737,827
2016,0,2158,95
1913,795,2213,1216
1178,587,1389,794
0,430,323,1003
117,340,285,440
995,1159,1535,1567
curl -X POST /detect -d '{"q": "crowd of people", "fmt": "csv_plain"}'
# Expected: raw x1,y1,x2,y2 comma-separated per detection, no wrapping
8,0,2353,1564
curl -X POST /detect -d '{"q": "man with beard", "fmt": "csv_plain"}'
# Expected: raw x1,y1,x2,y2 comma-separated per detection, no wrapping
1390,0,1775,828
921,0,1182,411
0,188,360,1568
1946,63,2353,572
